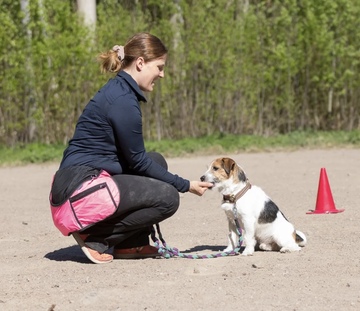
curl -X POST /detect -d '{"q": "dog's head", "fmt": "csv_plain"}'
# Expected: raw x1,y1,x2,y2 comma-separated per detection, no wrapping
200,157,247,191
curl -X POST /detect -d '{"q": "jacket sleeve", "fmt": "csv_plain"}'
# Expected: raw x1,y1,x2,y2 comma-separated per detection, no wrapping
108,96,190,193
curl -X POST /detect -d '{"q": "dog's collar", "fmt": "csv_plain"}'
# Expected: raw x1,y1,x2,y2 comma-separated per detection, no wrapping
222,180,252,204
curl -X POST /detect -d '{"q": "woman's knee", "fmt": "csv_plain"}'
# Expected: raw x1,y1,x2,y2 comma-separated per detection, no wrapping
159,185,180,218
147,152,168,170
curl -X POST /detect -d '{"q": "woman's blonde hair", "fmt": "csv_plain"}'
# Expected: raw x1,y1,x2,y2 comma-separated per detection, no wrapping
97,32,168,74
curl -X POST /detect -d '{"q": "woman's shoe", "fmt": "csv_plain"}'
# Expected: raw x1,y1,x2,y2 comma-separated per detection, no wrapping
72,232,113,264
113,245,160,259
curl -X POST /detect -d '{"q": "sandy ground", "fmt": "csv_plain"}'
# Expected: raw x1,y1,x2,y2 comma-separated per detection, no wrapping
0,148,359,311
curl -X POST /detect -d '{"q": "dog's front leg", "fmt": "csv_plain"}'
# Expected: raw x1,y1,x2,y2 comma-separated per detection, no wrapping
241,218,257,256
223,219,238,252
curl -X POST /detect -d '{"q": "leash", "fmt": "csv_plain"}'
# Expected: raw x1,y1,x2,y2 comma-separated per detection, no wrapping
151,181,252,259
151,205,243,259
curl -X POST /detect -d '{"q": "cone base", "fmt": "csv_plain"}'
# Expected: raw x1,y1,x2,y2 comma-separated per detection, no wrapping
307,208,344,214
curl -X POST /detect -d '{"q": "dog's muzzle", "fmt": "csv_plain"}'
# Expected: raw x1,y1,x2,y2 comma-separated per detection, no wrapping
200,175,215,188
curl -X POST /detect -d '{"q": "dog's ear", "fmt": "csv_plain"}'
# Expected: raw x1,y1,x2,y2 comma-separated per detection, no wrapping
221,158,236,176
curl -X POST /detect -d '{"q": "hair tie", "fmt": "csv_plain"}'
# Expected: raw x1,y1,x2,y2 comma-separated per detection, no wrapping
112,45,125,61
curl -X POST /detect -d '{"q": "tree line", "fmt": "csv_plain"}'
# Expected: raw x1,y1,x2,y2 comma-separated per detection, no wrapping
0,0,359,146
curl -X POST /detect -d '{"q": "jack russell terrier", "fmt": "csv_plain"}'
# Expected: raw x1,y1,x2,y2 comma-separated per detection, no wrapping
200,157,306,256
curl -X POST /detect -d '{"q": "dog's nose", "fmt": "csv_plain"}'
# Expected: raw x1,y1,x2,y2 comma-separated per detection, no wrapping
200,175,205,181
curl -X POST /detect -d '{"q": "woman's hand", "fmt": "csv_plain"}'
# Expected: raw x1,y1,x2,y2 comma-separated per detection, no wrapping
189,180,213,196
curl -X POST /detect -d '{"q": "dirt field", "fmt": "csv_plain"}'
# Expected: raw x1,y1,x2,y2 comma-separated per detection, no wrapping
0,149,359,311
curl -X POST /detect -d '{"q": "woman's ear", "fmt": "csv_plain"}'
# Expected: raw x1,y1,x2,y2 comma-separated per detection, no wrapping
135,57,145,71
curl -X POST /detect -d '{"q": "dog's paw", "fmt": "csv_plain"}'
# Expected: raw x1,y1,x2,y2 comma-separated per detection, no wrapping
280,245,301,253
259,243,273,251
223,247,235,253
241,248,254,256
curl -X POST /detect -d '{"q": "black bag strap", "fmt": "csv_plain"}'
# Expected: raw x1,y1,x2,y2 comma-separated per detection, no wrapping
50,166,101,206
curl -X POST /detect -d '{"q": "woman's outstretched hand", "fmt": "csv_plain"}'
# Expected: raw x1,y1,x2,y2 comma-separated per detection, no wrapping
189,181,213,196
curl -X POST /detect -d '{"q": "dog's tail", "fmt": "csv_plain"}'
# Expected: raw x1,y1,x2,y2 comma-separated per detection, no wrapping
295,230,307,247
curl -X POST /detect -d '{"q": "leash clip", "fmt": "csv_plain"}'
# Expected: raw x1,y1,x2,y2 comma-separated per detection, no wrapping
229,194,236,203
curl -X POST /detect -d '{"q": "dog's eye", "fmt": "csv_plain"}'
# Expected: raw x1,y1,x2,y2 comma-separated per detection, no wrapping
212,166,219,171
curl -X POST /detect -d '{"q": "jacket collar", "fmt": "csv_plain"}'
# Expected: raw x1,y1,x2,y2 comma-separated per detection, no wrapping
117,71,147,102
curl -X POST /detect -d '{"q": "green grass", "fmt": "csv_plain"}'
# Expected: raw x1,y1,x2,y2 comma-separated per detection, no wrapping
145,130,360,156
1,130,359,166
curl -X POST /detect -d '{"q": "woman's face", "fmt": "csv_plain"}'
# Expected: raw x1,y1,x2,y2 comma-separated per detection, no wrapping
137,54,167,92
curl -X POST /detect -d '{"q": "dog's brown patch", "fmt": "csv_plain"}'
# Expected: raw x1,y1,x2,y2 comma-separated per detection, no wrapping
221,158,236,175
209,158,234,182
210,158,247,183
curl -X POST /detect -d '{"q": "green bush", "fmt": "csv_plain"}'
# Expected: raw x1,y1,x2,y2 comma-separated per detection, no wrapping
1,0,360,147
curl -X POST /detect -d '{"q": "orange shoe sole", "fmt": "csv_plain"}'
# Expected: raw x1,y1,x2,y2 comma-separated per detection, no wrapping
72,232,113,264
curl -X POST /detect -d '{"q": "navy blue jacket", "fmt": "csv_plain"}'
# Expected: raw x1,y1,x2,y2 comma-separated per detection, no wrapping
60,71,190,193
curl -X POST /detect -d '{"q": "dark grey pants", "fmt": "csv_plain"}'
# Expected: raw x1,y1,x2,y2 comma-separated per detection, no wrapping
80,153,179,253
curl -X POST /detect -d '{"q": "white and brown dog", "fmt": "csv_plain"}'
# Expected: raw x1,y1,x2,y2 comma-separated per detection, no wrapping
200,157,306,256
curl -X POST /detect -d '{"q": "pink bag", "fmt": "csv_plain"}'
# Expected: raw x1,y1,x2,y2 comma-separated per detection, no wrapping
50,171,120,236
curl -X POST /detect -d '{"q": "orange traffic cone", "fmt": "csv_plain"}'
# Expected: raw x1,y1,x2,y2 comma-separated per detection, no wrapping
307,168,344,214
